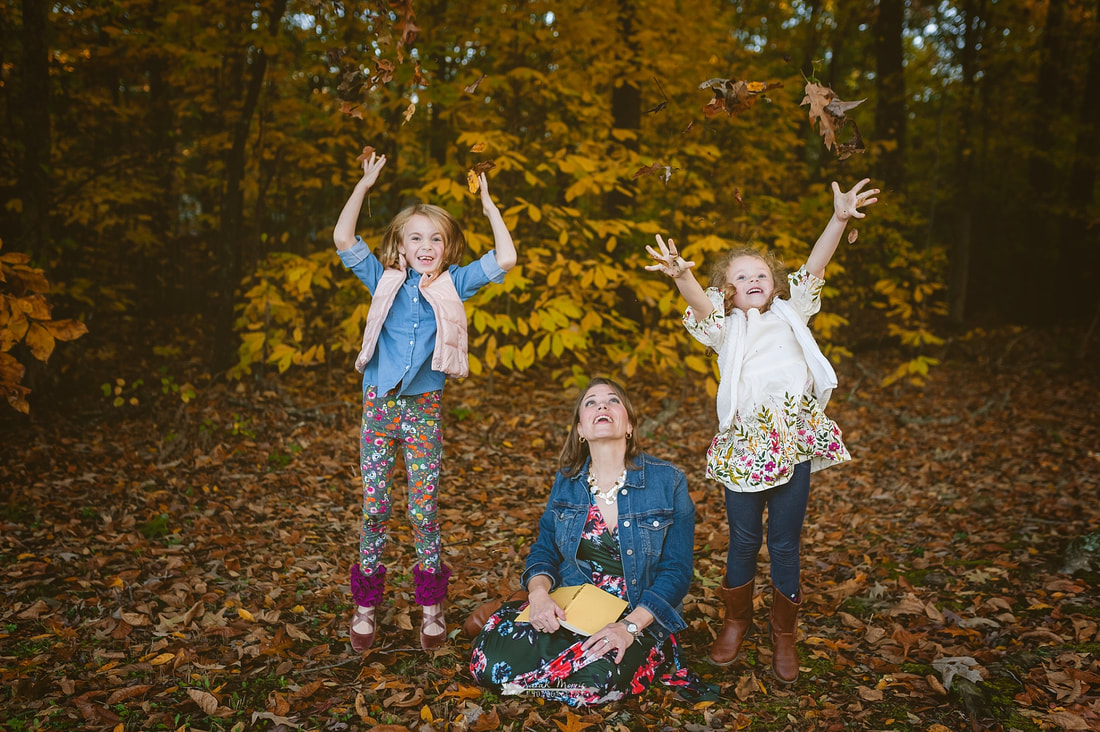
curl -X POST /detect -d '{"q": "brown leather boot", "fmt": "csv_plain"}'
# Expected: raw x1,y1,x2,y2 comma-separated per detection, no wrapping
463,590,529,638
709,579,754,666
769,586,801,683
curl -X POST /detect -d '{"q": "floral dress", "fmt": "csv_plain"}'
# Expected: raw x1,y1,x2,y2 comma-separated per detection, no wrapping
469,501,714,707
684,266,850,492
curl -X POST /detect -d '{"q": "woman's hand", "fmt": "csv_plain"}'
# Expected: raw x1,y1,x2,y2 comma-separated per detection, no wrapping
645,235,695,279
360,151,387,188
525,590,567,634
832,178,879,221
580,621,635,665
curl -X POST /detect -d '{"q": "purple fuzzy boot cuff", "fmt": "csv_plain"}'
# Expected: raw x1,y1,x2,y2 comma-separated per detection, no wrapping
350,564,386,608
413,564,451,606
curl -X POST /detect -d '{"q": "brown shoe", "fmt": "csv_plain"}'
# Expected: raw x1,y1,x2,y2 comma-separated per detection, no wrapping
420,603,447,650
349,605,377,652
463,599,503,638
709,579,754,666
769,586,801,684
462,590,529,638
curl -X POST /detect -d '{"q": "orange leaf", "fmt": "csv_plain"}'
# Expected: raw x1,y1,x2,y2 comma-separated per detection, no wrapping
24,322,54,362
42,318,87,342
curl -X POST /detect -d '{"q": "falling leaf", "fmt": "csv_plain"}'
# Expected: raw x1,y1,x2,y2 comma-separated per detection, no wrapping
734,188,746,210
681,119,696,134
373,58,395,86
412,59,428,87
465,74,487,93
356,146,376,164
645,76,669,114
801,81,866,158
470,142,488,153
467,170,480,193
339,100,365,119
401,102,416,127
848,229,859,243
699,77,782,117
632,162,679,185
471,160,496,176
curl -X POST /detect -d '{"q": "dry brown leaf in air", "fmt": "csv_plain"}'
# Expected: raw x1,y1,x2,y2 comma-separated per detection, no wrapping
465,74,487,93
401,102,416,127
699,77,782,117
413,60,428,87
848,229,859,243
632,162,679,185
470,142,488,153
373,58,395,86
339,100,365,119
467,160,496,193
801,82,866,158
355,146,376,164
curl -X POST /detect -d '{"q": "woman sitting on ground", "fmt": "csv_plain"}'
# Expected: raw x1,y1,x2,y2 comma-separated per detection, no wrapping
467,377,715,706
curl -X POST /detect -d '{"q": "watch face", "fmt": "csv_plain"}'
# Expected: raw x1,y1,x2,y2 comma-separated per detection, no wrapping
625,621,639,633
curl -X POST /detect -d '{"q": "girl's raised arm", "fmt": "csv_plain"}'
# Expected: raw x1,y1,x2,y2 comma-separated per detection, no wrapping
805,178,879,279
333,151,388,251
645,235,714,319
479,173,517,272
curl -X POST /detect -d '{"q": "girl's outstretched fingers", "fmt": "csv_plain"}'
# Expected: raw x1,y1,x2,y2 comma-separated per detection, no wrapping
833,179,880,221
645,234,695,277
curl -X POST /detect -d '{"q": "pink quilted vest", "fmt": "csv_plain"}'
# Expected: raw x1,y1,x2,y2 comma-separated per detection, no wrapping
354,264,469,379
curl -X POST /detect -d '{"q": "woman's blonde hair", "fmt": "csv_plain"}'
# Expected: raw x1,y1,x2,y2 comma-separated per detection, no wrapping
559,377,643,477
376,203,467,270
708,246,790,314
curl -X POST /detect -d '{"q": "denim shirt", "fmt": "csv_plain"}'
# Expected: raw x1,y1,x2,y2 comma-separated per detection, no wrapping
521,453,696,641
338,236,507,396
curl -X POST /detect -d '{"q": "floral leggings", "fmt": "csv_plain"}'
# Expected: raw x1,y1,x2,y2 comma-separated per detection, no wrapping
358,386,443,575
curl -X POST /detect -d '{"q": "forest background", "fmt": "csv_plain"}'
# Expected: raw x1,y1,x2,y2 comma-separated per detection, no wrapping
1,0,1099,731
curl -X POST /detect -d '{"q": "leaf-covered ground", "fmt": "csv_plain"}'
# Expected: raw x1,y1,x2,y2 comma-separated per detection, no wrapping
2,323,1098,731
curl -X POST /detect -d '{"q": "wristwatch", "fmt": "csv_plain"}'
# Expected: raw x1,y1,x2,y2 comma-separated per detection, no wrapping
621,620,641,640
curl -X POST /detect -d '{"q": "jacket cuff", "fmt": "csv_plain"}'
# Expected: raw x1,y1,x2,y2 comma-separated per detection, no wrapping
637,589,685,640
338,237,371,268
479,250,507,283
521,566,559,591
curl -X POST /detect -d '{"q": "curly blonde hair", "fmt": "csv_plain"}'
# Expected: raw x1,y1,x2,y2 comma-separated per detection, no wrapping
376,203,467,271
707,246,790,314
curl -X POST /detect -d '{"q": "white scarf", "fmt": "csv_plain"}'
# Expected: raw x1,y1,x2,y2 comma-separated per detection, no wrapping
714,298,837,432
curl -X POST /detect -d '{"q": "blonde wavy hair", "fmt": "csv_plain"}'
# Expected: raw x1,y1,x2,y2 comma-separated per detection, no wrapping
376,203,467,271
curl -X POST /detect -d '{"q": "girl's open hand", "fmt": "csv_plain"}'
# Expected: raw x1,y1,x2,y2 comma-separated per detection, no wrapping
645,235,696,278
833,178,879,221
361,150,387,188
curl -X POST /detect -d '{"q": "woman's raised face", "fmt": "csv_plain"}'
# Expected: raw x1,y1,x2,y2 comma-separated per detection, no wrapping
576,383,632,444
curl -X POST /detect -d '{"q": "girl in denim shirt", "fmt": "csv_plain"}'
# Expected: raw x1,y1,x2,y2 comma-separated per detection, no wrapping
646,179,878,683
468,378,715,706
334,150,517,653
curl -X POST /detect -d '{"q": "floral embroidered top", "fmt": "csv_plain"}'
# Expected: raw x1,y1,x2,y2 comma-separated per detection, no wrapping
683,266,850,493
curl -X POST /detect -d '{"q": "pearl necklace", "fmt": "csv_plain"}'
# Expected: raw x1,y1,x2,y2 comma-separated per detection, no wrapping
588,469,627,505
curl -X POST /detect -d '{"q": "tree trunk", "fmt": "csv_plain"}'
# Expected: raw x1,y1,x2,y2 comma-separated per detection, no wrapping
1064,0,1100,312
607,0,640,219
874,0,906,192
19,0,51,262
947,0,982,325
1025,0,1067,321
212,0,288,373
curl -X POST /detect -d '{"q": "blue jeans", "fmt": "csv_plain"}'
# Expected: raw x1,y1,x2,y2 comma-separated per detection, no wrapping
723,461,810,600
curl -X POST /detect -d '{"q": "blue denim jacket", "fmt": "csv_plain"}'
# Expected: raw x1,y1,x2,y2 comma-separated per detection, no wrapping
521,453,696,641
338,236,506,396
